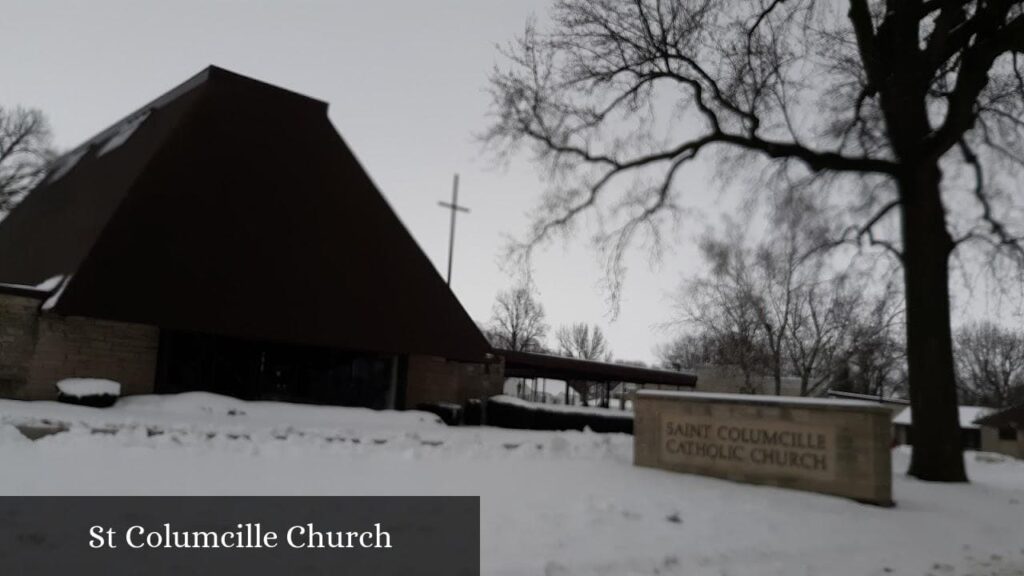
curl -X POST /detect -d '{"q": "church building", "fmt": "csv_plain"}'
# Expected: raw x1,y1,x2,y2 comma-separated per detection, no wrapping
0,67,694,410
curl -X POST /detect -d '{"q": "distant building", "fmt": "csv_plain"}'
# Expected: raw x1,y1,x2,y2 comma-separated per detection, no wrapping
501,350,695,408
825,390,907,416
974,405,1024,459
891,406,992,451
691,365,803,396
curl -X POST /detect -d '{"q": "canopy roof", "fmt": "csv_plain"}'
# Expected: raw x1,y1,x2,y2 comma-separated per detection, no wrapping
500,349,697,387
0,66,490,361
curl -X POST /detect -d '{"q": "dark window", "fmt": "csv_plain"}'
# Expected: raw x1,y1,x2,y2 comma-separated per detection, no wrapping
962,429,981,451
998,426,1018,441
156,330,398,409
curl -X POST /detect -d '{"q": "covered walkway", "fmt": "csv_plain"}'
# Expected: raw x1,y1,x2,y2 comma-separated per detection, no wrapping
497,349,697,407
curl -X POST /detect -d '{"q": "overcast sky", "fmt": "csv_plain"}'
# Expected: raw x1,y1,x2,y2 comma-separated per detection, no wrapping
0,0,734,363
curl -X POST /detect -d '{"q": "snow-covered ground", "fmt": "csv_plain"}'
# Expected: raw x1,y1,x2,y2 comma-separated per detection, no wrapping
1,393,1022,576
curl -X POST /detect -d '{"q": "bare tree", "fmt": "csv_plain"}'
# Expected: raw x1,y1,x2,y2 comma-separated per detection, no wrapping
556,322,611,406
556,322,611,359
832,283,908,398
752,228,802,395
683,257,768,394
682,240,905,399
0,106,53,212
489,284,549,352
486,0,1024,481
656,332,719,371
700,194,904,398
954,321,1024,408
683,222,802,395
684,227,881,397
785,276,861,397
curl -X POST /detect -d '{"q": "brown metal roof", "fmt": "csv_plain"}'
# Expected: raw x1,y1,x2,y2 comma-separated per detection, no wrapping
499,349,697,387
974,404,1024,428
0,66,491,362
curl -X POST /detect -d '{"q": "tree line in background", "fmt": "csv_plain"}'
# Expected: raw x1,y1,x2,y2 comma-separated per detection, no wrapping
661,231,1024,410
487,238,1024,412
659,195,910,401
954,322,1024,408
653,193,1024,410
484,0,1024,482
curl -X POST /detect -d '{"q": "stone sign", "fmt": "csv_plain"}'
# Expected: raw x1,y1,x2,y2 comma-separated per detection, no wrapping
634,390,893,505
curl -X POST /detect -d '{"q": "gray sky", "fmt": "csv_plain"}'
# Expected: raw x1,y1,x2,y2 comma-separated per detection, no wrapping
0,1,755,364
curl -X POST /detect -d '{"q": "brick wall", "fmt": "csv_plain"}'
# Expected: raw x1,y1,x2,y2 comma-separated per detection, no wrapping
0,292,160,400
0,293,42,397
3,291,503,406
634,391,893,505
404,354,504,409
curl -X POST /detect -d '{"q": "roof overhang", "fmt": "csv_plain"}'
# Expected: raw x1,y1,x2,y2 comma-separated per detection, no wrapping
974,404,1024,428
825,390,909,405
498,349,697,387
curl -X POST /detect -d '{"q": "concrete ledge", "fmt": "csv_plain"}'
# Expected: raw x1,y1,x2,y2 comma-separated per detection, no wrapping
634,390,893,505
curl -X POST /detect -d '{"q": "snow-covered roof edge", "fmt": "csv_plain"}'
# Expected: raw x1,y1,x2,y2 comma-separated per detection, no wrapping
892,406,993,429
636,389,892,412
40,274,73,311
826,390,909,405
0,274,65,299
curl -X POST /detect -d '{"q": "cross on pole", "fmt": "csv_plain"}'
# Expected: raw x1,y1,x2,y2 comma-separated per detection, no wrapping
438,173,470,286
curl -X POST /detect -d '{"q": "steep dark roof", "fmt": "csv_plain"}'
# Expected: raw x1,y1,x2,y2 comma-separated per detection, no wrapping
0,66,491,361
500,349,697,387
974,404,1024,428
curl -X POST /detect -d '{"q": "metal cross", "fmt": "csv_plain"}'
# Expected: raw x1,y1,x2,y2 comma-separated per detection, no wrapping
437,173,470,286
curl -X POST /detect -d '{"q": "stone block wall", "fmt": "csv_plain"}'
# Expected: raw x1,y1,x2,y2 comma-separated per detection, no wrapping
0,292,159,399
634,390,893,505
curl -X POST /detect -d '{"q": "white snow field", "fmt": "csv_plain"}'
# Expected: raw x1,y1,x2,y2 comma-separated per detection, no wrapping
1,393,1022,576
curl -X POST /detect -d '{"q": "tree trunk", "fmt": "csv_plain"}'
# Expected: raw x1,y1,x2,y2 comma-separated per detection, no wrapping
900,165,967,482
773,356,782,396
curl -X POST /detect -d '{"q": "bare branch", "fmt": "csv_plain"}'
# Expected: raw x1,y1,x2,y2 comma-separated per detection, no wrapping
0,106,54,211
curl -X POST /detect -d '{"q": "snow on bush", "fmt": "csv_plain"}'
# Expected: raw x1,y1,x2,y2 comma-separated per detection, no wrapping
55,379,121,398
